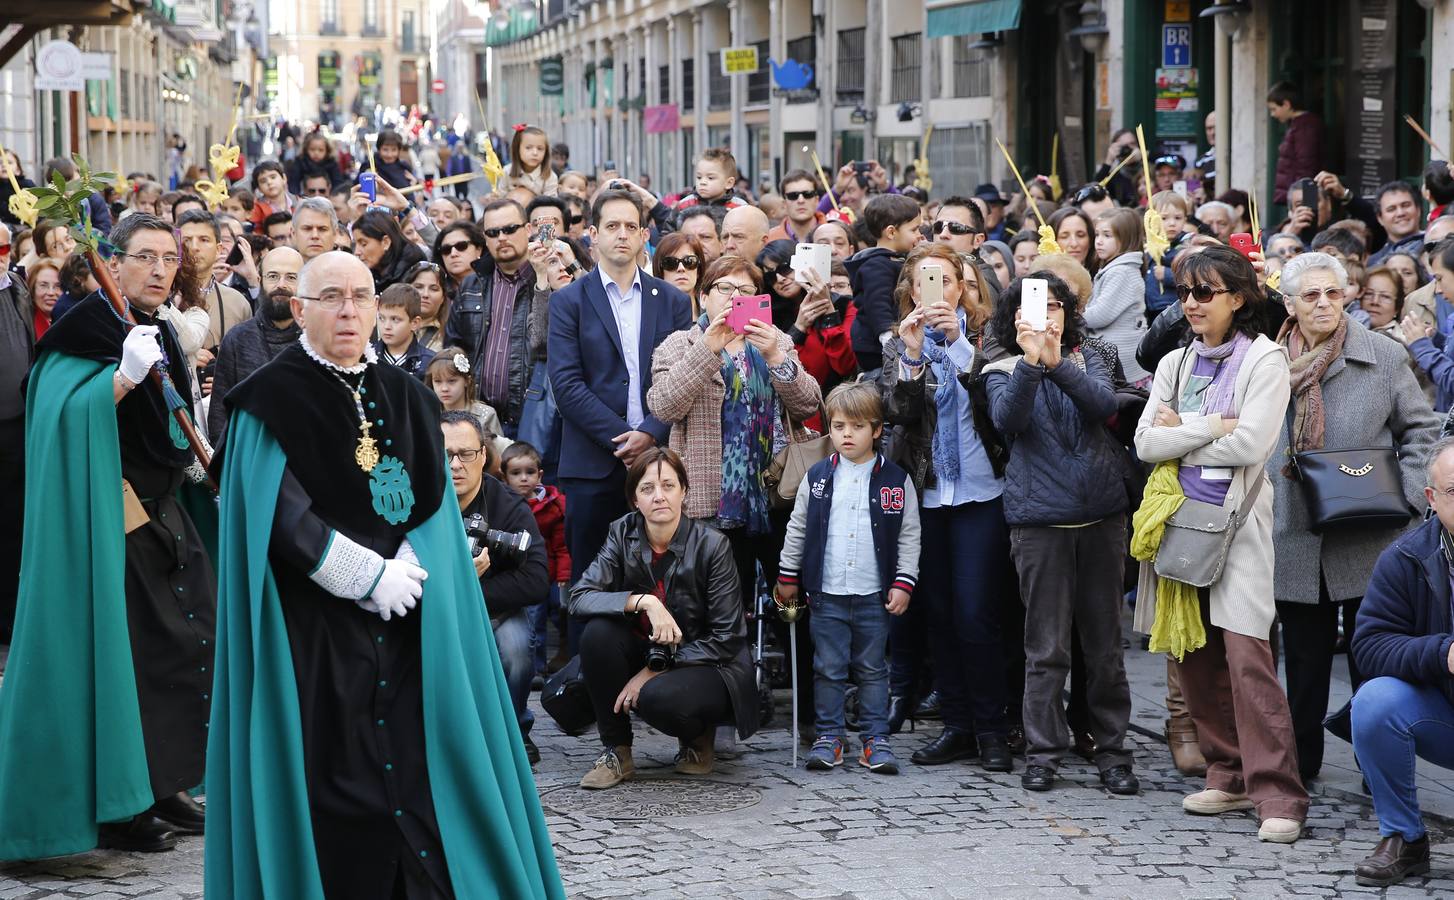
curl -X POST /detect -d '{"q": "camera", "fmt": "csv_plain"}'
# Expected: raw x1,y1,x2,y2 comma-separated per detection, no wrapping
853,161,872,174
610,180,626,190
816,309,842,329
646,642,675,672
465,513,532,564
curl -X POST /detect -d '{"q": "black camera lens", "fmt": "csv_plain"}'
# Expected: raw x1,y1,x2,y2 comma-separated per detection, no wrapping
464,513,532,564
646,643,674,672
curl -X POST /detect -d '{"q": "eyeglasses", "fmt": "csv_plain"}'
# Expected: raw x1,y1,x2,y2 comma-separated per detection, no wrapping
440,239,476,255
1072,184,1108,205
1022,300,1065,312
1269,245,1303,261
1175,283,1232,303
1298,288,1346,305
1362,290,1397,305
932,221,976,237
122,252,182,269
303,186,331,196
297,289,379,309
0,243,9,255
661,254,699,272
446,448,483,463
262,271,300,285
783,189,820,202
710,281,757,296
481,222,526,239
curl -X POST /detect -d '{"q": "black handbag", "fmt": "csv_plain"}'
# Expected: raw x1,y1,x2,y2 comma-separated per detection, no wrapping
1286,407,1410,534
540,655,596,736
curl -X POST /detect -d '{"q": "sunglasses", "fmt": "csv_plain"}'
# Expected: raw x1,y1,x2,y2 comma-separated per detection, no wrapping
783,189,820,201
567,215,584,226
0,243,9,254
441,239,476,255
1175,282,1231,303
661,254,699,271
931,220,976,236
766,264,795,281
482,222,526,239
1073,184,1108,204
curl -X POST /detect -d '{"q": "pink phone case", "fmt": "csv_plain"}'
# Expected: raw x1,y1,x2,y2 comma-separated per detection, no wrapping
727,294,772,333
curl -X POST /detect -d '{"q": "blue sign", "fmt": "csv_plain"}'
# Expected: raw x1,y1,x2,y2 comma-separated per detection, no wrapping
1162,24,1192,68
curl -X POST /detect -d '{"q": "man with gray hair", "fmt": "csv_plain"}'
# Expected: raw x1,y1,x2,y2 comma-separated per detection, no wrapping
1346,434,1454,886
292,196,339,262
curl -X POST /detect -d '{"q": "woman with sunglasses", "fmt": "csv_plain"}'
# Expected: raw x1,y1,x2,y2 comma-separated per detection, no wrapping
757,240,859,412
1133,244,1307,844
1048,207,1099,277
432,221,485,296
646,255,824,741
652,233,707,315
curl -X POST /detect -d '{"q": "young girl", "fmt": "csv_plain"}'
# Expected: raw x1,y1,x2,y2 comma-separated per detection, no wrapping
405,261,450,352
1086,208,1150,386
1144,190,1192,315
508,125,558,197
127,181,164,219
370,130,419,190
426,347,511,471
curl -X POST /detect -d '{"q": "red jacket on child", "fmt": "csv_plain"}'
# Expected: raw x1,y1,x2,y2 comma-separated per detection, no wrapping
527,484,572,583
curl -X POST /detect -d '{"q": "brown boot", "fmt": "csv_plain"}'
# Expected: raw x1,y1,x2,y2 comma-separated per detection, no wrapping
1166,716,1207,777
579,745,635,789
674,733,715,776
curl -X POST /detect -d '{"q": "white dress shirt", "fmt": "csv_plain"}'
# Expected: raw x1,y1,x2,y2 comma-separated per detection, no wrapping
601,267,645,430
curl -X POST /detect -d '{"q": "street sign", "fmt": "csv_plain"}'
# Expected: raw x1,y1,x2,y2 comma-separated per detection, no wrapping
721,47,758,76
79,52,113,80
431,78,445,93
1162,24,1192,68
35,40,84,91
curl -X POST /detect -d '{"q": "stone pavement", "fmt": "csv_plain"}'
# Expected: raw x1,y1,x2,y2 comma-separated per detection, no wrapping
4,624,1454,899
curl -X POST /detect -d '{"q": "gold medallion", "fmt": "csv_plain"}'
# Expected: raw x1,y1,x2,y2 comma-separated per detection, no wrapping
356,435,380,472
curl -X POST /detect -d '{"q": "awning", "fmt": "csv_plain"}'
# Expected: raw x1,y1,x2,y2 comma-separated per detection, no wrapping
926,0,1022,40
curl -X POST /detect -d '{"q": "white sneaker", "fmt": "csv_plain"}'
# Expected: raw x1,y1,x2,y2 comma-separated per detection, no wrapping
1258,817,1303,843
1182,788,1255,815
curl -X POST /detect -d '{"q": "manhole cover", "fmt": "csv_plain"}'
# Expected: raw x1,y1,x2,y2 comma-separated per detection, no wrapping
540,779,762,820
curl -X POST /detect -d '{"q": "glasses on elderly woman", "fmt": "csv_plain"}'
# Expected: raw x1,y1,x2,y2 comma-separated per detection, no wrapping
1297,287,1346,305
710,280,756,297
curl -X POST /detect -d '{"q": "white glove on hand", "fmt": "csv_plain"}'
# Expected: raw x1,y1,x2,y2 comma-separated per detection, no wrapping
361,558,427,621
119,325,164,385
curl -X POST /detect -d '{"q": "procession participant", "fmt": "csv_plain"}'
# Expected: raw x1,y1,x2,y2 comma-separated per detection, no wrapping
0,213,214,858
206,250,563,899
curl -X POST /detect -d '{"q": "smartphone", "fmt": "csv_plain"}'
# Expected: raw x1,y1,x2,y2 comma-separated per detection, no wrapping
535,222,555,245
1173,179,1188,200
226,241,245,266
1229,232,1258,259
1293,177,1318,210
918,264,944,308
726,294,772,334
1022,278,1048,331
359,172,377,202
791,243,831,286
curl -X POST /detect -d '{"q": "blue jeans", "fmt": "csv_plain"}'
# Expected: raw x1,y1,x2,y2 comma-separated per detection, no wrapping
493,610,535,732
527,584,562,675
1352,676,1454,840
809,592,891,739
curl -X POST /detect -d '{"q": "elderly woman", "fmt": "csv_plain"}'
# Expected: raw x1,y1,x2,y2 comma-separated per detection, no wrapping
1134,244,1307,843
1269,251,1438,785
880,242,1014,771
570,448,758,788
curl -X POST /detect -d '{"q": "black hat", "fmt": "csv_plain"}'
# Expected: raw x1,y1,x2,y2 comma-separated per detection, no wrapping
974,183,1008,206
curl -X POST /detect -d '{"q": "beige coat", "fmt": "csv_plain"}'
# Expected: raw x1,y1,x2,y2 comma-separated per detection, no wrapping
205,281,253,350
1132,335,1291,639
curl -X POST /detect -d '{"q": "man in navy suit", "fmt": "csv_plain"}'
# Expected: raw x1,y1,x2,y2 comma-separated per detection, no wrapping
548,189,692,603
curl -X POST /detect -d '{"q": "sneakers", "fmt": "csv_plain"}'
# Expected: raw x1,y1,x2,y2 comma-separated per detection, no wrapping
1182,788,1255,815
675,735,715,776
1258,817,1303,844
579,746,634,789
805,736,844,771
860,736,899,774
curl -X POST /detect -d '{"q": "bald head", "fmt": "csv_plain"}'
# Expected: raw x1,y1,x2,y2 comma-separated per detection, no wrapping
721,205,770,261
1426,216,1454,247
298,250,371,299
293,251,377,367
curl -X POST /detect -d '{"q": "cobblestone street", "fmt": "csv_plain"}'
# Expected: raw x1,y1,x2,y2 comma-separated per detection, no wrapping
4,681,1454,899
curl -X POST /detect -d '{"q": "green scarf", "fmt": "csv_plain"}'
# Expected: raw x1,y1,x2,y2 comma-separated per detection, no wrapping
205,410,563,898
0,352,153,860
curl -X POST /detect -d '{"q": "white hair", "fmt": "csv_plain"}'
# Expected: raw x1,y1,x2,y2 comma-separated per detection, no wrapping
1196,200,1234,220
1280,251,1348,297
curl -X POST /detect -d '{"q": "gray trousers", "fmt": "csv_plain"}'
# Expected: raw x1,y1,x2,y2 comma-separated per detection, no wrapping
1011,514,1133,772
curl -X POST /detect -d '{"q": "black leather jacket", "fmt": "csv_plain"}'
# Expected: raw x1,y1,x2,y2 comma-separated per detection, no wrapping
444,254,537,426
568,512,759,739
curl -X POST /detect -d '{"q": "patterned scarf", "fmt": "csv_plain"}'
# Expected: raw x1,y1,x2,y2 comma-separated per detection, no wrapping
1279,313,1348,453
717,340,776,535
1189,331,1253,418
923,315,966,483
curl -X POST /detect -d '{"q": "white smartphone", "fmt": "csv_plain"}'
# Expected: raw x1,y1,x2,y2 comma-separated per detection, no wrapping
1022,278,1048,331
1173,179,1189,200
919,264,944,307
792,243,832,286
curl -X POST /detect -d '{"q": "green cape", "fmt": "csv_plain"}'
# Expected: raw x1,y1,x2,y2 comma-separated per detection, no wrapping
206,409,563,898
0,352,153,859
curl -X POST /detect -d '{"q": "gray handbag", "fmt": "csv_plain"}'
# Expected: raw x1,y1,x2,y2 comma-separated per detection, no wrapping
1154,473,1265,588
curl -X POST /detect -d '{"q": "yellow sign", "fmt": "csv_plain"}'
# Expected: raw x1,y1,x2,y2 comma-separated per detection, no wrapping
1165,0,1191,22
721,47,759,76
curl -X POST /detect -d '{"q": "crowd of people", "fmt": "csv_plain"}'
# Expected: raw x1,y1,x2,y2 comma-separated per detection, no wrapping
2,81,1454,890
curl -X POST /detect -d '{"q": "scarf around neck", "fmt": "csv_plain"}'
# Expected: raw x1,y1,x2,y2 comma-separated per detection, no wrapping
704,317,775,535
923,316,966,483
1189,331,1253,418
1280,313,1348,453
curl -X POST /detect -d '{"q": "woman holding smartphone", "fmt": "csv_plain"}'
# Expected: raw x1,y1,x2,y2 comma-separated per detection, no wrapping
879,242,1014,769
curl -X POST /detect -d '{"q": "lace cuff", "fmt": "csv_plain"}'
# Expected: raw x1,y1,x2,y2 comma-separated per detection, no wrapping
308,530,387,600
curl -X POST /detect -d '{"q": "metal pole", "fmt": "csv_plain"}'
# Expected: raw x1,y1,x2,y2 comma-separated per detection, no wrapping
1214,23,1230,202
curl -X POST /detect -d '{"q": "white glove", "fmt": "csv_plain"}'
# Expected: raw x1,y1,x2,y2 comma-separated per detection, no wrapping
360,558,427,622
119,325,164,385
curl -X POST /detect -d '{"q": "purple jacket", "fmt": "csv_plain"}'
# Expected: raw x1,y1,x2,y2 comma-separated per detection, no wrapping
1273,112,1325,203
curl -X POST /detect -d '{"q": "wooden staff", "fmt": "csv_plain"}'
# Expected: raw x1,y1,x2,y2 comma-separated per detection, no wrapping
397,172,487,195
1403,114,1446,160
805,146,845,217
1099,148,1140,187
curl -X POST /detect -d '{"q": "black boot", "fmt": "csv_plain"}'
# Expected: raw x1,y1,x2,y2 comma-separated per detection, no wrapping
910,729,978,765
978,733,1013,772
98,815,177,852
886,696,914,735
150,791,205,835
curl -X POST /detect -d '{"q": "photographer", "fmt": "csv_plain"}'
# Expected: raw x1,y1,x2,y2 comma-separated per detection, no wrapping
441,411,549,763
570,448,759,790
